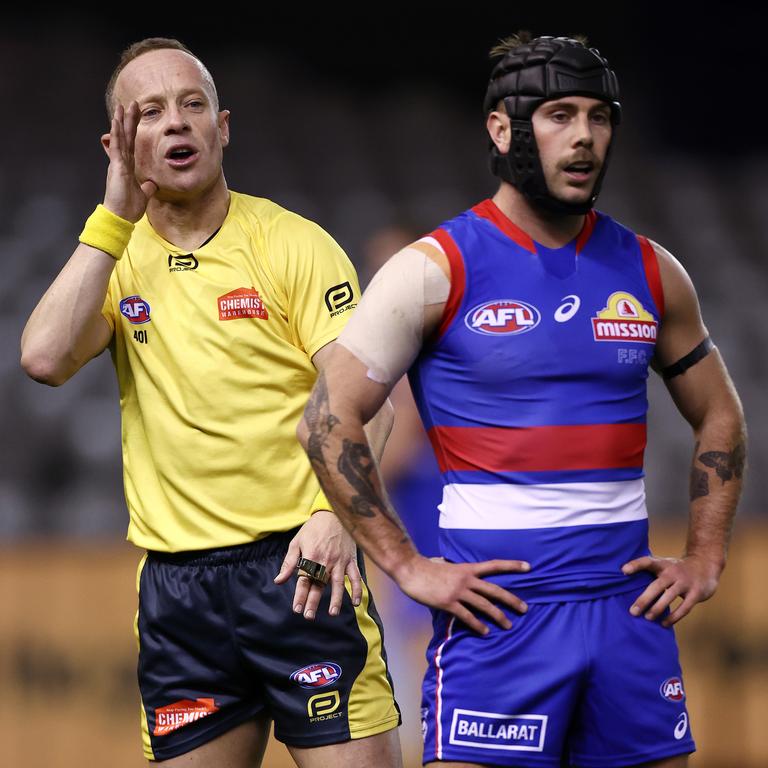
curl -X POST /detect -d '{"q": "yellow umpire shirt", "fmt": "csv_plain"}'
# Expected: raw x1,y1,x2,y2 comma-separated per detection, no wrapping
101,191,359,552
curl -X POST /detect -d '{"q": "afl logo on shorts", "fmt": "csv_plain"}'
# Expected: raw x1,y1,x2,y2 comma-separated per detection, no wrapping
660,677,685,702
119,295,151,324
465,299,540,336
290,662,342,689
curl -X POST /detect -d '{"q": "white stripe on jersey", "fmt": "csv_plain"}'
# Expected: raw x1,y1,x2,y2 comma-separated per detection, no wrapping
438,479,647,530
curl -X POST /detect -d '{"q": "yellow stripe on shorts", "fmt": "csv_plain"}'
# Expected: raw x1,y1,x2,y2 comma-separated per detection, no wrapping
346,577,401,739
134,554,155,761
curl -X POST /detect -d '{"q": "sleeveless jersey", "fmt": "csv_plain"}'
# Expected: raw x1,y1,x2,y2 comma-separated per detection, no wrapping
408,199,665,602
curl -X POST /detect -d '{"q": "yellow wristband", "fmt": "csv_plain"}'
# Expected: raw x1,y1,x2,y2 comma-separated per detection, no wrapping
79,204,135,260
310,489,333,515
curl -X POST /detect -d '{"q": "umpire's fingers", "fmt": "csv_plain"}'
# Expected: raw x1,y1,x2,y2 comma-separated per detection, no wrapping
303,581,325,621
328,566,346,617
273,537,301,584
345,558,363,608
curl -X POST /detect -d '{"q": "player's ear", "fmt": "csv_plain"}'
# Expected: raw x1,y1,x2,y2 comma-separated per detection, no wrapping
487,110,510,154
218,109,231,148
100,133,111,157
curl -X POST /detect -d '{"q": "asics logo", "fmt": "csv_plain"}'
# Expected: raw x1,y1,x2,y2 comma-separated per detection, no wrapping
554,294,581,323
674,712,688,740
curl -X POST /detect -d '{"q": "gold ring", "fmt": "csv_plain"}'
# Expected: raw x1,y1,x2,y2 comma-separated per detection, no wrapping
296,557,329,585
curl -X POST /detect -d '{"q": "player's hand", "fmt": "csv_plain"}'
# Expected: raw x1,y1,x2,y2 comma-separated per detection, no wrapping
622,554,722,627
395,555,530,635
273,510,362,621
101,102,158,221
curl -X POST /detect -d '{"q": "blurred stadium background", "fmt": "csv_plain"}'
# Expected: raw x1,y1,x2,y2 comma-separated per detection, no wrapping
1,8,765,767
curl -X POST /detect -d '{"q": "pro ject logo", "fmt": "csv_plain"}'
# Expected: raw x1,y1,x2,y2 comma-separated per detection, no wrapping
168,253,199,272
307,691,343,723
324,282,356,317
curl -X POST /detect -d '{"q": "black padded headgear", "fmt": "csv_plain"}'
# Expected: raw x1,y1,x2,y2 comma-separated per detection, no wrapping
484,36,621,215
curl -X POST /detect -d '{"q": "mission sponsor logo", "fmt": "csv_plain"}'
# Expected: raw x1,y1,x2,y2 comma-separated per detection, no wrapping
119,295,151,324
307,691,343,723
168,253,199,272
153,697,219,736
218,288,269,321
290,662,342,689
592,292,657,343
449,709,547,752
465,299,541,336
660,677,686,702
324,282,356,317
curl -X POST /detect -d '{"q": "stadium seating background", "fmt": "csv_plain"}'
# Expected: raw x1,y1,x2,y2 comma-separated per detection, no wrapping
1,10,765,767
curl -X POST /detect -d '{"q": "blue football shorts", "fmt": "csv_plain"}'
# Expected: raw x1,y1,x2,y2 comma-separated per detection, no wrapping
421,589,695,767
134,529,400,761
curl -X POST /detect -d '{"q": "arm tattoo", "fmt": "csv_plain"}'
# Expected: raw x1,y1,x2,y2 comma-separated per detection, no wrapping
337,439,407,540
304,371,340,473
690,467,709,500
337,439,381,518
698,443,746,484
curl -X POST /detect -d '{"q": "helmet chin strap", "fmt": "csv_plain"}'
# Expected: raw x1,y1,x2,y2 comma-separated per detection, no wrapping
490,118,614,216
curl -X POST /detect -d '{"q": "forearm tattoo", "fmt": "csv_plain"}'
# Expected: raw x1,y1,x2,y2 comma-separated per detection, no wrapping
304,371,339,474
690,441,746,500
305,374,407,540
337,438,408,538
690,468,709,500
337,439,380,518
699,443,746,484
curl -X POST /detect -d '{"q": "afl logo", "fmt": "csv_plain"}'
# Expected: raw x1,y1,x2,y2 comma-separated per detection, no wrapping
465,299,540,336
119,295,151,324
660,677,685,702
290,662,342,689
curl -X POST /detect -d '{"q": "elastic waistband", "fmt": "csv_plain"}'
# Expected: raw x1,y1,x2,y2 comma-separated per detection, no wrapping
147,528,300,567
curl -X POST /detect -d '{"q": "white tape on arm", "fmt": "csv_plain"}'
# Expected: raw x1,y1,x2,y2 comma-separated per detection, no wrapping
337,244,450,386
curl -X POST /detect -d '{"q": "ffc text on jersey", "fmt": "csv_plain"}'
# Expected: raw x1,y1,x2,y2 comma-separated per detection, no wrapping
290,662,343,689
592,292,658,343
218,288,269,321
120,295,151,324
465,299,541,336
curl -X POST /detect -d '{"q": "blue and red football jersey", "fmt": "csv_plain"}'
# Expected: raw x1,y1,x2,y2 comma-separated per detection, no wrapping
409,199,666,602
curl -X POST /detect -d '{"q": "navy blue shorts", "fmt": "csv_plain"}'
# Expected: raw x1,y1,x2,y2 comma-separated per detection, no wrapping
135,530,400,761
421,590,695,767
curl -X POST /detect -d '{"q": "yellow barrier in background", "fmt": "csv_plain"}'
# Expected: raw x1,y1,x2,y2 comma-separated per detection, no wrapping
1,522,765,767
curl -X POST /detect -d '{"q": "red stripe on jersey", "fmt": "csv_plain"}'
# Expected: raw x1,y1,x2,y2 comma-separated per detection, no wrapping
428,422,647,473
575,209,598,254
472,199,537,253
431,228,467,339
637,235,665,319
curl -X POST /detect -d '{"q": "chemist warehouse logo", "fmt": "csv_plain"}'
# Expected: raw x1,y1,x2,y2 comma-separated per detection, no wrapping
218,288,269,321
153,698,219,736
592,292,658,344
449,709,548,752
465,299,541,336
